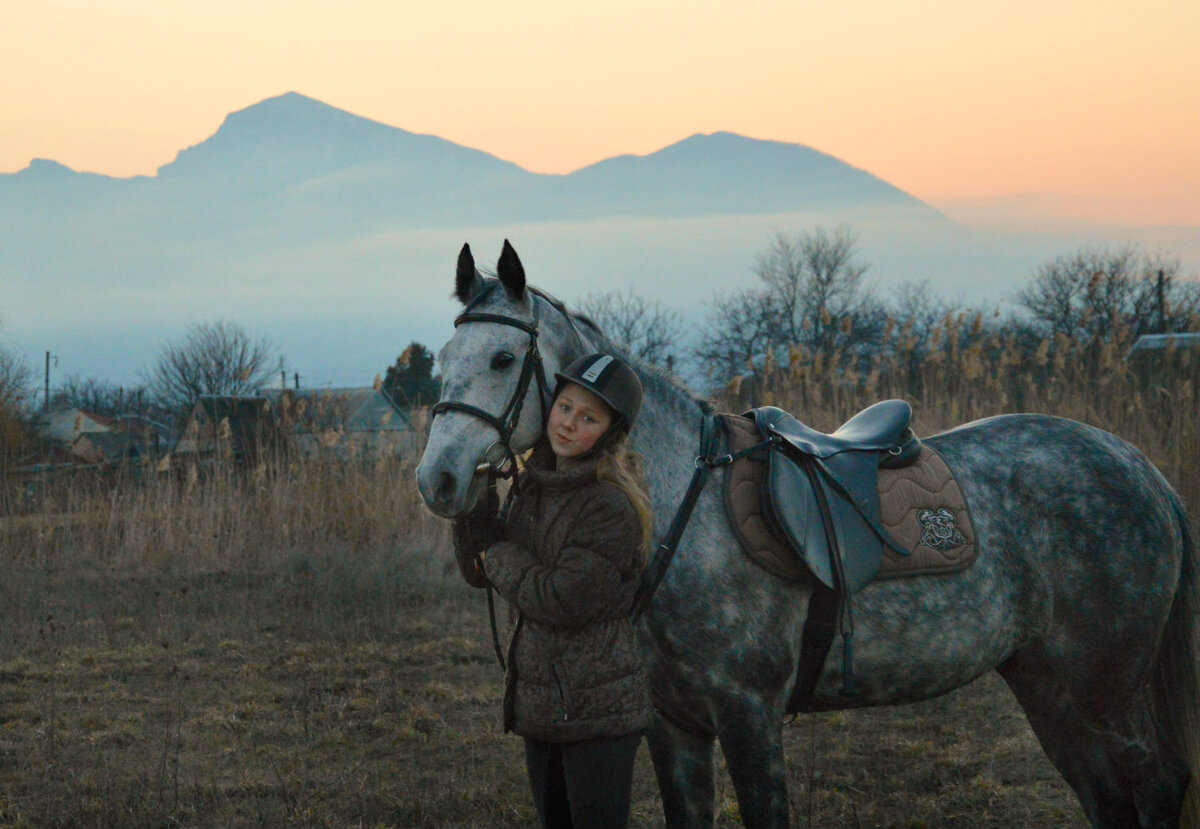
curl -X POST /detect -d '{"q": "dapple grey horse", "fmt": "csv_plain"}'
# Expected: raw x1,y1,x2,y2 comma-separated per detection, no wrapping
415,241,1200,828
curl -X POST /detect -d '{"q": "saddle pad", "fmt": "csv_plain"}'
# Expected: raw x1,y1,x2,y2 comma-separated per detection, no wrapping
720,414,977,582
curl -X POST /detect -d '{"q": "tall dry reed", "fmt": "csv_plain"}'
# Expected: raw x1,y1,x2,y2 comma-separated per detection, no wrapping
731,318,1199,521
0,428,450,650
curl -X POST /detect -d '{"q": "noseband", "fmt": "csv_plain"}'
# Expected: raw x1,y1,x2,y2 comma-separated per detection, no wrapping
429,284,555,479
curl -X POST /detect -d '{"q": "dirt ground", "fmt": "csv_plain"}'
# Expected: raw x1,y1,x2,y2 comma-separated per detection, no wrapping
0,560,1088,828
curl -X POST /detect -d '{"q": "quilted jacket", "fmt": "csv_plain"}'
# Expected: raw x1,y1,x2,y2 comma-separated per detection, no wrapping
482,444,651,742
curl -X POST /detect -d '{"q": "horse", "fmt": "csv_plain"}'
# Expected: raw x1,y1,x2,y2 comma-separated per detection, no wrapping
414,240,1200,828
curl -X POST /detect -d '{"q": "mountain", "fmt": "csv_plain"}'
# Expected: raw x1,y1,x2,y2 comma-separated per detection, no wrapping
157,92,526,185
153,92,535,226
560,131,925,218
1,92,940,229
1,92,1014,388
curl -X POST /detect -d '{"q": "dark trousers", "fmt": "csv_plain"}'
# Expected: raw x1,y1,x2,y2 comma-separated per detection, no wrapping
523,732,642,829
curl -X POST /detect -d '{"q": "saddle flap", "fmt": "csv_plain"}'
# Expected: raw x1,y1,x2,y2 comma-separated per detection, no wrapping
814,465,885,593
762,449,835,588
768,451,890,592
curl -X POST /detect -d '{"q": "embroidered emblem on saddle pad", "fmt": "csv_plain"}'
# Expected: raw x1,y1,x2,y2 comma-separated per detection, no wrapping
720,414,978,582
917,508,965,551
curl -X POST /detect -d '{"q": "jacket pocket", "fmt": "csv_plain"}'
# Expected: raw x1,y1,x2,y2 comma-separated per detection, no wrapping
550,662,572,722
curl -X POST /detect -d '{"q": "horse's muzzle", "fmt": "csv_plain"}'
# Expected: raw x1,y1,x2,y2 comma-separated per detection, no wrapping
416,460,488,518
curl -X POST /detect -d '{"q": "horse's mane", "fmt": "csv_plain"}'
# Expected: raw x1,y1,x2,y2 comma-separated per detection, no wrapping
557,301,712,421
462,274,711,418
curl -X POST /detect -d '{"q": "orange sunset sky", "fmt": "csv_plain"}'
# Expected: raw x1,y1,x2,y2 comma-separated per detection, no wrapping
4,0,1198,226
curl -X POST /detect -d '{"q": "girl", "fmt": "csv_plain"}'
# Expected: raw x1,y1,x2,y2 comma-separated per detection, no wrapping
453,352,653,829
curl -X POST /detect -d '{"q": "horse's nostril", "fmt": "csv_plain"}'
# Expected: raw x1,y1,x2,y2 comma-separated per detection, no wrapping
435,471,457,503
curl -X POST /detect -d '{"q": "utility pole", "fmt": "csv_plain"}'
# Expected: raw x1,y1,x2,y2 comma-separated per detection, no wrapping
294,372,300,389
43,351,57,409
1157,269,1167,334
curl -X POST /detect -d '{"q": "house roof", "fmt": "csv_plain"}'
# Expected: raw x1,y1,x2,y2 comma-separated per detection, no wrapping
34,408,115,443
260,387,412,433
1129,333,1200,353
111,414,173,441
73,431,146,464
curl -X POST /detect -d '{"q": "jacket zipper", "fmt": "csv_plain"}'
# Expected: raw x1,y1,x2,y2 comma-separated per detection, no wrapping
550,663,571,722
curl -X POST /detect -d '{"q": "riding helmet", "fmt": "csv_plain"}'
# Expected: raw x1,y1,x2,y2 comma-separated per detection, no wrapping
553,353,644,432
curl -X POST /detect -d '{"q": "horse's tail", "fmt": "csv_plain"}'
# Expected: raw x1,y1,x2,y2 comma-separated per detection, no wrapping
1155,499,1200,824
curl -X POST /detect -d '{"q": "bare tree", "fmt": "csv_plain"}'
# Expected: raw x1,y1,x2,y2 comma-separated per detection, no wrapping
577,288,685,371
0,334,33,465
696,226,885,385
1015,246,1199,340
48,374,144,416
757,226,879,352
144,321,276,414
753,232,806,344
695,288,780,385
888,280,963,356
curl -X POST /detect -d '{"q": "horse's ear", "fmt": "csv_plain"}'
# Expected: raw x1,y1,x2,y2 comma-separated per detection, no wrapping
455,243,481,304
497,239,526,300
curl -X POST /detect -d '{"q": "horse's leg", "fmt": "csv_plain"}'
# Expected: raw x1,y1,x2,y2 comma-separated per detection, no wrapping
1085,693,1190,829
1000,644,1189,828
716,705,789,828
999,646,1137,826
647,711,717,829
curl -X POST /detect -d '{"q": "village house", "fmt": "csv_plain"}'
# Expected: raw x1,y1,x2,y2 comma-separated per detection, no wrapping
171,387,420,463
28,408,174,468
1128,332,1200,384
262,386,418,459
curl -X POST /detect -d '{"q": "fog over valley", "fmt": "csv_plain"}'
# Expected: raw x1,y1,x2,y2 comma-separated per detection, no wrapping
3,93,1195,389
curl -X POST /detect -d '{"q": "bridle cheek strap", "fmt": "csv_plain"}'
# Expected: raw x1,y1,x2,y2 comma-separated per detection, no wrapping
428,297,554,672
429,300,552,481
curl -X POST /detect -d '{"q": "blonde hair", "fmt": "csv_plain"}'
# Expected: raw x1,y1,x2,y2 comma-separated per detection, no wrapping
596,434,654,566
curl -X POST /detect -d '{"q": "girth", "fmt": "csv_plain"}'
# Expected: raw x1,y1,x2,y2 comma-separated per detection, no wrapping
748,401,921,703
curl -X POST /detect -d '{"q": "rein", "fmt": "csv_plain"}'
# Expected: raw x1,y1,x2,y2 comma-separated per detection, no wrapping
630,410,770,622
431,282,746,662
430,283,586,669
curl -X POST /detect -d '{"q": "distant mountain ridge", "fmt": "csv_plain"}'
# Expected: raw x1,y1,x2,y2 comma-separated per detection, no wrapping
156,93,529,186
0,91,960,389
1,91,940,225
6,91,1193,394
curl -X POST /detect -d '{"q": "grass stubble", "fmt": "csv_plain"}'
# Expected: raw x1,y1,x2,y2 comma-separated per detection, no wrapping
1,325,1195,827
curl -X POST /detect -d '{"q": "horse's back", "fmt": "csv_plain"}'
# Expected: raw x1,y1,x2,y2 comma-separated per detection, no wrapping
927,413,1184,644
928,412,1181,529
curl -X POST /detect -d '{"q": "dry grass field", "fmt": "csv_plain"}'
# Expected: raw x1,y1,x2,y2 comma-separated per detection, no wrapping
0,545,1086,828
0,328,1194,827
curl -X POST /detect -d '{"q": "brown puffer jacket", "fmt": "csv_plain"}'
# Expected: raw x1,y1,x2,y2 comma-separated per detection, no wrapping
482,444,651,743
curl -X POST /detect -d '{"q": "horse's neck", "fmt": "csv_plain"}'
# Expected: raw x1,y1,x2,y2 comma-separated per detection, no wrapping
625,368,706,525
636,387,701,465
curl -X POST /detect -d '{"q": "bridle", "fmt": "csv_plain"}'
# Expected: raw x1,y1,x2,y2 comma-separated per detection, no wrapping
429,282,562,481
428,281,585,670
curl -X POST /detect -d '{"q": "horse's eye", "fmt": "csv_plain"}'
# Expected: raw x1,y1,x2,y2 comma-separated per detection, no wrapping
491,351,516,370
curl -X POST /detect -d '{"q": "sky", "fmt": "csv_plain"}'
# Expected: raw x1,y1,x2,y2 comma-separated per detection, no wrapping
3,0,1198,227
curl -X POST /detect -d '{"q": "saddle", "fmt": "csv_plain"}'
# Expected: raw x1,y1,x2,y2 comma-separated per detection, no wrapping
753,401,921,593
717,401,976,705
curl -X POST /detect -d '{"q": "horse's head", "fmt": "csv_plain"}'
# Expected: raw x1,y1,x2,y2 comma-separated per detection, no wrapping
415,240,583,517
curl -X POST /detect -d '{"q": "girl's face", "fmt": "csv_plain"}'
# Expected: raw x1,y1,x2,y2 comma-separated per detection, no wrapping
548,383,615,459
